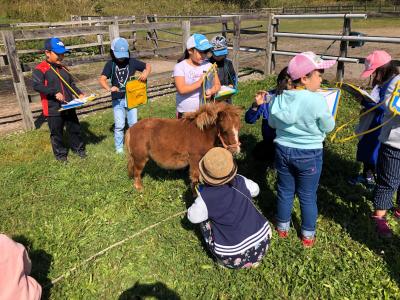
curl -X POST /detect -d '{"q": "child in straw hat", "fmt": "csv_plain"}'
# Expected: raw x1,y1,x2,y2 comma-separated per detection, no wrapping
187,147,272,269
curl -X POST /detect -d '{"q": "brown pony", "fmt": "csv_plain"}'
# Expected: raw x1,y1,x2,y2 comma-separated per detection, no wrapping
125,102,242,191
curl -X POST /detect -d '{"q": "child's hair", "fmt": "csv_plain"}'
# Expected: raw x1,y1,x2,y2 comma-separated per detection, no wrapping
277,68,324,93
177,49,190,63
275,67,293,95
372,61,399,86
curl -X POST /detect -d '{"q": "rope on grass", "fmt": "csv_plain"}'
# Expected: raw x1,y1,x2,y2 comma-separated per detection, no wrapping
48,210,186,287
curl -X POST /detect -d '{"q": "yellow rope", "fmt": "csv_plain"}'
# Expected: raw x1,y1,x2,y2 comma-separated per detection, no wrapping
202,63,218,104
49,65,97,98
331,80,400,143
49,65,81,98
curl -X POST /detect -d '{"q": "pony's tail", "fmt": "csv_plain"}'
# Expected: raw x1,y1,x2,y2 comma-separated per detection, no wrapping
125,129,135,178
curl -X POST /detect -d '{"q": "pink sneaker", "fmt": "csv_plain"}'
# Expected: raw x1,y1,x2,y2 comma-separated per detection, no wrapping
276,228,288,238
372,216,392,238
393,208,400,220
301,236,316,248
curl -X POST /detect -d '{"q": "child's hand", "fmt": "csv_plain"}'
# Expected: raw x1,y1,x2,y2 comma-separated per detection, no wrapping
255,92,266,106
55,92,66,103
110,86,119,92
79,94,86,99
138,71,148,82
206,89,212,99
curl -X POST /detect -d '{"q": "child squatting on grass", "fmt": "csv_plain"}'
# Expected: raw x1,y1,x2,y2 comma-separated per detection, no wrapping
268,52,336,248
244,67,292,165
187,147,272,269
99,37,151,154
174,34,221,118
348,50,398,190
0,234,42,300
364,51,400,238
32,37,87,162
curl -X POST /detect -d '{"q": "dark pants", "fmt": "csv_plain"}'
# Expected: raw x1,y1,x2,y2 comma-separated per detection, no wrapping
47,111,85,160
373,144,400,210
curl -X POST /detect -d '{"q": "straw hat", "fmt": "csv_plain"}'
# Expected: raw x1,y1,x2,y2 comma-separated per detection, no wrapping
199,147,237,186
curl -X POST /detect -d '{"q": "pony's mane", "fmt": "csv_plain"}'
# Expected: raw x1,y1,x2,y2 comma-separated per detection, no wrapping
184,102,242,130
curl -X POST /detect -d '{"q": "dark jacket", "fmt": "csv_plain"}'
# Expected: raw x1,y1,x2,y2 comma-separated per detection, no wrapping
209,57,236,87
32,61,82,117
245,102,276,143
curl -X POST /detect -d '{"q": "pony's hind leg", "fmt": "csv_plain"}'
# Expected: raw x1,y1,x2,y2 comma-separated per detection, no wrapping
132,155,148,191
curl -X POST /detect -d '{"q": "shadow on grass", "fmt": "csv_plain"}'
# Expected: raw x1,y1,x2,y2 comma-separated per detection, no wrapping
319,148,400,285
80,121,107,145
119,281,180,300
12,235,53,300
237,133,276,220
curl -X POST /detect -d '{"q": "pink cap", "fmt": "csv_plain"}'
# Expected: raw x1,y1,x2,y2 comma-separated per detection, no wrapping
361,50,392,78
287,51,337,80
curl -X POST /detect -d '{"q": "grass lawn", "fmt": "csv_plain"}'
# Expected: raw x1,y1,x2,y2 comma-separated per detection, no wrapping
1,78,400,299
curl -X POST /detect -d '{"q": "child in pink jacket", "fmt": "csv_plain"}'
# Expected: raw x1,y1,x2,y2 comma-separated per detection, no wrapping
0,234,42,300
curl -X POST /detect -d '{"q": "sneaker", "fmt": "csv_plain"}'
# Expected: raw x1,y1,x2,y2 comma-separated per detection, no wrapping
365,176,376,190
77,151,87,159
393,208,400,220
301,236,316,248
56,156,68,163
116,148,124,154
276,228,288,238
372,216,392,238
348,175,366,186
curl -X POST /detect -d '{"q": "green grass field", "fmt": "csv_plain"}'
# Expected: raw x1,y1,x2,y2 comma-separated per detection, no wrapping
1,78,400,299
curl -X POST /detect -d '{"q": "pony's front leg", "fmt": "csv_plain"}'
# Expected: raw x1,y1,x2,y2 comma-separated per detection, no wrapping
189,156,201,197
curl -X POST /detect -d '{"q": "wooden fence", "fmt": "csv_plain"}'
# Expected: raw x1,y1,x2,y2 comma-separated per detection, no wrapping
0,14,269,131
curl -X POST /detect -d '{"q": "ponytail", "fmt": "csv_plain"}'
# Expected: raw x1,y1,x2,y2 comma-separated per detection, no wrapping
275,67,292,95
177,49,190,63
372,61,399,86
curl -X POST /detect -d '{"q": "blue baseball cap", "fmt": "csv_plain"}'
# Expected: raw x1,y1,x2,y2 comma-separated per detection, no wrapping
112,37,129,59
213,48,228,56
44,37,70,54
186,34,212,51
211,35,228,57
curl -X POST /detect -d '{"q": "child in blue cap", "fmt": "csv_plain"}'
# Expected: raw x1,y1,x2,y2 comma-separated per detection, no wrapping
32,37,86,162
174,33,221,118
209,35,237,103
99,37,152,154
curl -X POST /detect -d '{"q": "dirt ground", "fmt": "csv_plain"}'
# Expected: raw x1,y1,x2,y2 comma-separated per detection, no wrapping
1,25,399,135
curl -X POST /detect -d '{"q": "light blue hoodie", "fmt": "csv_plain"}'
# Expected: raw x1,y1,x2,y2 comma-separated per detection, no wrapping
268,89,335,149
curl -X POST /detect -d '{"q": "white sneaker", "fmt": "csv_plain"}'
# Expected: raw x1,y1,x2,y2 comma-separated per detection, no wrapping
116,148,124,154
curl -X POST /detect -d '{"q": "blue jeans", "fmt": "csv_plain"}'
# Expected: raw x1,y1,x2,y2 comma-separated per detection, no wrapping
274,143,323,238
112,98,137,151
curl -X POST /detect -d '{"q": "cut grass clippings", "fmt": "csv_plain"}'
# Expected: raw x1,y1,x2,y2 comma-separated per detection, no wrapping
1,78,400,299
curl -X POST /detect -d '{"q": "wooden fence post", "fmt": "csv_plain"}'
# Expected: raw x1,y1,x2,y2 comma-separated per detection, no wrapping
181,20,191,52
2,30,34,131
95,22,105,55
109,23,120,45
264,14,273,76
131,16,137,50
221,19,228,38
146,14,159,49
336,17,351,82
232,15,241,74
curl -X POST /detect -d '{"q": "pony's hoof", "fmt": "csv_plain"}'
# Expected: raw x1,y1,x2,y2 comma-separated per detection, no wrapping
134,182,144,191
